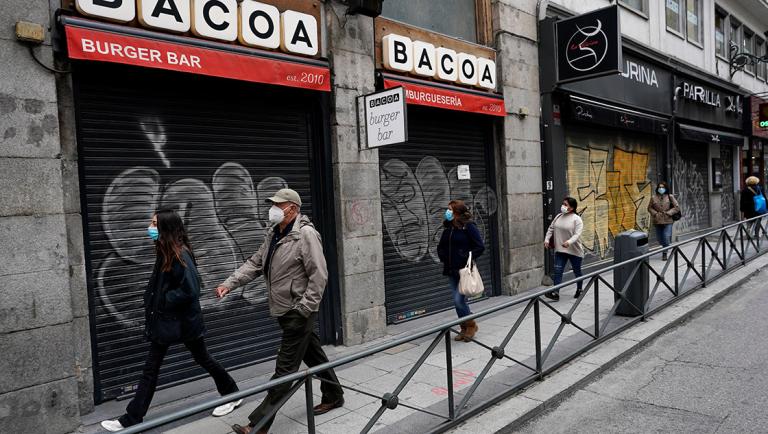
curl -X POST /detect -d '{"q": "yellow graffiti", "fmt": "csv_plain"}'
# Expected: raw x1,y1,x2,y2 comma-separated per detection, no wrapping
567,146,652,258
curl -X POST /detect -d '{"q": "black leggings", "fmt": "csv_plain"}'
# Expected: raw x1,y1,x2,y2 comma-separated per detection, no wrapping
118,337,238,427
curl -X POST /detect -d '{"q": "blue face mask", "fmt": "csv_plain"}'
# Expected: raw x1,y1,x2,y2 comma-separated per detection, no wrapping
658,187,667,195
147,227,159,241
444,209,454,221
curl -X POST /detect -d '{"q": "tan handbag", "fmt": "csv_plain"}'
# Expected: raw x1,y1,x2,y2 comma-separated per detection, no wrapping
458,252,485,296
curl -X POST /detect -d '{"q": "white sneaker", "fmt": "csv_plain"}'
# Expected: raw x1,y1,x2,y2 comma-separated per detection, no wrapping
212,398,243,417
100,419,125,432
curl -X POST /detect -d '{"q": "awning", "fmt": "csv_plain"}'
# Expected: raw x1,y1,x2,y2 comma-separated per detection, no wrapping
60,16,330,92
677,123,744,146
568,95,670,135
382,73,506,117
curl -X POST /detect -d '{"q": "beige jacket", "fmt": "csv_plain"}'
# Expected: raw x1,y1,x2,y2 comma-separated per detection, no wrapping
221,214,328,318
544,212,585,257
648,194,680,225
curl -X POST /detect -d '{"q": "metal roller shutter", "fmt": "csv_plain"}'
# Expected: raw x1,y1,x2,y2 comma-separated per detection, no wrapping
673,141,711,234
75,63,317,402
379,107,499,324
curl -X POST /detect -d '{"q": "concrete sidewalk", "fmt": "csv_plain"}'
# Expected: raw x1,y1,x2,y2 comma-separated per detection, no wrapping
77,231,766,434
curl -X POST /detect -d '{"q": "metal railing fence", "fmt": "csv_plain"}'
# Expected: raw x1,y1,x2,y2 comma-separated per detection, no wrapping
119,215,768,434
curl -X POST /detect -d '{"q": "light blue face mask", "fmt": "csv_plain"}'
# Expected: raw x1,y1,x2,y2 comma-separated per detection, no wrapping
658,187,667,195
444,209,454,221
147,227,159,241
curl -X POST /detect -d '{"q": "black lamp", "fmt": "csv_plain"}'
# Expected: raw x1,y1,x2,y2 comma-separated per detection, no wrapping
346,0,383,17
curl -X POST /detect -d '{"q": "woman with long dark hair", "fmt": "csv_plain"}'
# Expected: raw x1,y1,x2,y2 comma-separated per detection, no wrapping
101,209,241,432
648,181,680,261
437,200,485,342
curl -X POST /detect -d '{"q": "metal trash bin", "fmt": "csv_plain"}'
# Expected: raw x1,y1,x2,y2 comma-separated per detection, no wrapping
613,230,649,317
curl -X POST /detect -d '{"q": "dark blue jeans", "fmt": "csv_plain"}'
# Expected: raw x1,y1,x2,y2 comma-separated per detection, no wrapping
655,224,673,248
553,252,583,292
449,275,472,318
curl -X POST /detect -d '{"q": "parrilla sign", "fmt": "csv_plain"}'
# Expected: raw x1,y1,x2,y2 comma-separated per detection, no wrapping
74,0,319,56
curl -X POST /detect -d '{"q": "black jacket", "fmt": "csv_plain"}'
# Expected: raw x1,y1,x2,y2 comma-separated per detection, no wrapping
144,249,206,345
437,222,485,277
740,186,768,219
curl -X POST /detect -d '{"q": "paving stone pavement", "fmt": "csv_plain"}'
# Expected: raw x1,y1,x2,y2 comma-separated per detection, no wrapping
78,228,768,434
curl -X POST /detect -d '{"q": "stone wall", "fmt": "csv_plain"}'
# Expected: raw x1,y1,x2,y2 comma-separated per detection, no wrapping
0,1,91,432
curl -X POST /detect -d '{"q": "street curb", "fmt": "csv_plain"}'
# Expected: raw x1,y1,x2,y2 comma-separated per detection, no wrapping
448,255,768,434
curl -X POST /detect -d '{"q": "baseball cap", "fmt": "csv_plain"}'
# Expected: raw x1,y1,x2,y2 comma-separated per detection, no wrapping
267,188,302,206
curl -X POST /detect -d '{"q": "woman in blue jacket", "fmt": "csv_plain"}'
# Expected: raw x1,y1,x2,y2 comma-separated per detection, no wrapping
101,209,241,431
437,200,485,342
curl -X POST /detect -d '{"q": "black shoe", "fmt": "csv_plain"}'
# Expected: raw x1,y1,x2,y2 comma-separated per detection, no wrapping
662,252,668,261
544,291,560,301
313,398,345,416
574,289,582,299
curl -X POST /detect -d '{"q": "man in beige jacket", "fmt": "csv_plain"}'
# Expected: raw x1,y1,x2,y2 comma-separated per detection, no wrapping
215,188,343,434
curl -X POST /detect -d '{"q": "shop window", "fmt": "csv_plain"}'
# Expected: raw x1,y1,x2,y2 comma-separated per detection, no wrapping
715,8,727,57
666,0,683,34
382,0,487,44
685,0,702,44
729,18,742,60
620,0,647,15
744,28,755,75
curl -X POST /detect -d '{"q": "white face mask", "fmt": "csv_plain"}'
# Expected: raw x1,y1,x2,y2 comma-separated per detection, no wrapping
561,205,569,214
268,205,285,225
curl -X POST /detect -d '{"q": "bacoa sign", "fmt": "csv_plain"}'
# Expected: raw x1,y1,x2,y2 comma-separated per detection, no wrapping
75,0,319,56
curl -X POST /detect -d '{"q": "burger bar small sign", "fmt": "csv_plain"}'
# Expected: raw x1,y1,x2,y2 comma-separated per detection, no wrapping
74,0,319,56
556,5,622,84
359,87,407,149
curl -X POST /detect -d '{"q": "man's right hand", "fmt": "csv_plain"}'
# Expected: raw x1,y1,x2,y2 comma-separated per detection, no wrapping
215,286,231,299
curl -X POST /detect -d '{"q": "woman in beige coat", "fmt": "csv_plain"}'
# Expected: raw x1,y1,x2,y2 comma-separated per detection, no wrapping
647,181,680,261
543,197,584,301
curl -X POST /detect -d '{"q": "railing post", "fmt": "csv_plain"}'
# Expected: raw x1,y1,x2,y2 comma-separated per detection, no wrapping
305,376,315,434
534,298,543,379
674,248,679,296
701,240,707,287
741,224,746,265
594,278,600,339
444,330,455,420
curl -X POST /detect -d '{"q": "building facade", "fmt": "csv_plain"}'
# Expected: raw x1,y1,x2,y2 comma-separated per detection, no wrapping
0,0,543,432
541,0,768,269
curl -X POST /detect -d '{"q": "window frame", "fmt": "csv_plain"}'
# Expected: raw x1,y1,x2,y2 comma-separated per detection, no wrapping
665,0,684,35
380,0,493,46
743,27,756,75
756,36,766,80
715,7,728,59
729,17,742,61
685,0,703,46
619,0,649,18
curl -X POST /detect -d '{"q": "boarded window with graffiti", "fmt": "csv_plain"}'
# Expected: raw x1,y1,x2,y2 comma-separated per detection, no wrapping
565,128,661,261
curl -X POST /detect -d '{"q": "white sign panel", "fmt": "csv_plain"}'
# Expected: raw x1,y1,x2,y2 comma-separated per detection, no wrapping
361,87,407,149
457,165,471,180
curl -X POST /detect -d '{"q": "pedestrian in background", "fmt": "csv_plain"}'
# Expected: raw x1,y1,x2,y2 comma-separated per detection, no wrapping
543,197,584,301
101,209,241,432
437,199,485,342
216,188,344,434
740,176,768,237
648,181,680,261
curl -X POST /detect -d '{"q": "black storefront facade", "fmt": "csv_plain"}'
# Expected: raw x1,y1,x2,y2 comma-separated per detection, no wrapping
540,25,673,266
58,6,340,403
672,74,744,231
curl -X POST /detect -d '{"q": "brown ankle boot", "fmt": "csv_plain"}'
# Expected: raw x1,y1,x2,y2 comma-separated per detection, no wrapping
462,320,478,341
454,322,467,341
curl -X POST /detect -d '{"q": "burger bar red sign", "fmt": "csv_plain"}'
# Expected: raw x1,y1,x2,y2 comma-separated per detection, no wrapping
66,0,330,91
556,5,622,84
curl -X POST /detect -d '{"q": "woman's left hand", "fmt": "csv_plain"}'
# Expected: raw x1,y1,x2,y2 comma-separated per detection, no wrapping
562,241,570,248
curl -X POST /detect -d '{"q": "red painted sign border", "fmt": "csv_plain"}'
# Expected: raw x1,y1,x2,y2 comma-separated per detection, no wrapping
64,24,331,92
383,78,506,117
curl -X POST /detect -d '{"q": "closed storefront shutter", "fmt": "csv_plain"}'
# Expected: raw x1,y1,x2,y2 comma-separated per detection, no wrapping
673,141,711,234
564,127,661,263
378,107,499,324
721,146,736,223
75,63,318,402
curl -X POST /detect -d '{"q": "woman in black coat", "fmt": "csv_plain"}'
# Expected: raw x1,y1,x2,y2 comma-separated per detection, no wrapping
101,209,241,432
437,199,485,342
